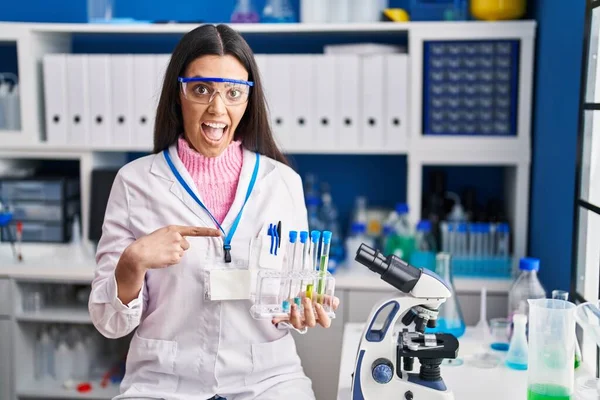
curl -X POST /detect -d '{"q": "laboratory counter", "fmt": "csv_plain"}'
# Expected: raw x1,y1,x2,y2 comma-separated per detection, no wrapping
0,243,513,294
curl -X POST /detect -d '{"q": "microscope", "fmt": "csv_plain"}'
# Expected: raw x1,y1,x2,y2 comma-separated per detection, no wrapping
351,244,459,400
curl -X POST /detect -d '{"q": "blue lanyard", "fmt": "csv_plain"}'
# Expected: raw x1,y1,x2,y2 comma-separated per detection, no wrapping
163,149,260,263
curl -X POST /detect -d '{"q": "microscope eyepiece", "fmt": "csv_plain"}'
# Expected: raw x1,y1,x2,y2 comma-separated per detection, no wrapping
355,244,422,294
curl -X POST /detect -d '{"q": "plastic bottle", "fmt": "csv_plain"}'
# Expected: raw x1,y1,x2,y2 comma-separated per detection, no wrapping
345,222,374,268
508,257,546,323
54,338,73,383
409,220,436,271
231,0,260,22
262,0,297,22
505,313,528,370
385,203,414,262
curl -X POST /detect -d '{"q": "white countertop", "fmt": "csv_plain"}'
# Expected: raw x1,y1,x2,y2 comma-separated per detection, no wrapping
337,323,528,400
0,244,513,293
0,243,97,282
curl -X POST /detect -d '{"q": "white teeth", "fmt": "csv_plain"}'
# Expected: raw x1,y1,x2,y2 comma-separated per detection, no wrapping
203,122,227,129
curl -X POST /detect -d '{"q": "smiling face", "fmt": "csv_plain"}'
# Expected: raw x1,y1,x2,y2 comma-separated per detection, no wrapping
179,55,249,157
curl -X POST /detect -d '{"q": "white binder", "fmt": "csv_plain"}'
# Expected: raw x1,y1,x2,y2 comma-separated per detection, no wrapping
154,54,170,109
66,55,90,146
289,55,315,151
385,54,408,150
133,55,156,149
87,54,111,148
110,55,134,147
335,54,360,151
265,55,292,150
360,54,385,150
314,55,336,150
43,54,68,145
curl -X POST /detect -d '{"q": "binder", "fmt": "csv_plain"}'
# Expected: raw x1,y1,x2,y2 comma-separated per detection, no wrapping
335,54,360,151
360,54,385,149
87,54,111,148
110,55,134,147
133,55,156,148
66,55,90,146
289,55,315,150
43,54,68,144
385,54,408,150
265,55,292,150
154,54,170,110
314,55,336,150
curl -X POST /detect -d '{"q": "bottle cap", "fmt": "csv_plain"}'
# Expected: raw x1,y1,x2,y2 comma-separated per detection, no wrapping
416,220,431,232
289,231,298,243
395,203,409,214
322,230,332,245
519,257,540,271
310,230,321,243
351,222,366,234
299,231,308,243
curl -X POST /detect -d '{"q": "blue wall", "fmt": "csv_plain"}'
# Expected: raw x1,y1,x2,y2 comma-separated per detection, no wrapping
529,1,585,293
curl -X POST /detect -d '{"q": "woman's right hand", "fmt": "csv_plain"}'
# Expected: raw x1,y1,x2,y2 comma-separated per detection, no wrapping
115,225,221,304
124,225,222,271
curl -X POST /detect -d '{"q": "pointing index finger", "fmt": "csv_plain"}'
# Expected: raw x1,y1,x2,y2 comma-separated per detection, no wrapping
174,226,222,237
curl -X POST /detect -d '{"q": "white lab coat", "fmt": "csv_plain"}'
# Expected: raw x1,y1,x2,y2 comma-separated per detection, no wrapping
89,143,315,400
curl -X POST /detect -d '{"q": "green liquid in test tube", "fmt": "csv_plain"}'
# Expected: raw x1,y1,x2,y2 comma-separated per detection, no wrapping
317,231,332,304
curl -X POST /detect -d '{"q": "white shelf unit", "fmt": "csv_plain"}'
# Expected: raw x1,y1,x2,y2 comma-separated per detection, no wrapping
16,380,120,399
0,20,535,400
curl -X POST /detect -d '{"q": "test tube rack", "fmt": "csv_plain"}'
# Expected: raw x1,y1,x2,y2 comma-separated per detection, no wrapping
250,268,336,320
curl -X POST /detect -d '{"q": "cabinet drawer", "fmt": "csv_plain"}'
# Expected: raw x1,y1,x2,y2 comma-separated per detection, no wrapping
0,279,11,316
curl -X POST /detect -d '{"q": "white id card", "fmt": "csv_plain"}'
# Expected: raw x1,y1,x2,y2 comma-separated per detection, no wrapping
208,269,252,301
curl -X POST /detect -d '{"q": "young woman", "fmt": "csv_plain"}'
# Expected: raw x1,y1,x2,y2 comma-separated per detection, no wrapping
89,24,339,400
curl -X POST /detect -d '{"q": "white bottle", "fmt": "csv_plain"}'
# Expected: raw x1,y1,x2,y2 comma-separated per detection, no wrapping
54,339,73,383
346,222,374,263
72,338,90,381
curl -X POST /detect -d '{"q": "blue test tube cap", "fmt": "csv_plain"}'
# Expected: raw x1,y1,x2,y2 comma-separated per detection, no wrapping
481,223,491,233
519,257,540,272
457,222,468,233
395,203,409,214
289,230,298,243
300,231,309,243
416,220,431,232
322,230,332,245
310,230,321,243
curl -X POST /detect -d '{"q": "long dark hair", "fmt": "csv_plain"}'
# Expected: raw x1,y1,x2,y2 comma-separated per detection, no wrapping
153,24,288,166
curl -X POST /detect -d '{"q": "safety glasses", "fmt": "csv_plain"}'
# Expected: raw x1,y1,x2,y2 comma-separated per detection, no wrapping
178,77,254,106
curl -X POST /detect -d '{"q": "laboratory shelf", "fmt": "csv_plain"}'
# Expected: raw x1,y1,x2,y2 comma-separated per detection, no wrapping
16,307,91,324
0,20,535,35
17,380,120,399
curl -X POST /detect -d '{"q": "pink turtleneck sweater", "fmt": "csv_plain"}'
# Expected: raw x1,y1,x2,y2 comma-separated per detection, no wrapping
177,137,244,224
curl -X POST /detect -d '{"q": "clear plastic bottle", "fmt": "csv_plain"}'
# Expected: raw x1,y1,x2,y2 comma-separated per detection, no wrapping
345,222,374,266
261,0,297,22
508,257,546,323
409,220,436,271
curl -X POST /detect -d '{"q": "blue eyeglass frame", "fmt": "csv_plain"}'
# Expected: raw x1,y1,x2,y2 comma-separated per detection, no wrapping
178,77,254,87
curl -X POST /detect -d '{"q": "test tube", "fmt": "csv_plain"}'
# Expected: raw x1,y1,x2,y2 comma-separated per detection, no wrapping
317,231,332,304
281,231,298,313
441,222,449,252
496,223,510,257
457,222,468,256
306,231,321,300
294,231,309,305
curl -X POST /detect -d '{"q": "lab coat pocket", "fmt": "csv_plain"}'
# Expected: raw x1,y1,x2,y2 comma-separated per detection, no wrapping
125,331,179,393
245,333,302,386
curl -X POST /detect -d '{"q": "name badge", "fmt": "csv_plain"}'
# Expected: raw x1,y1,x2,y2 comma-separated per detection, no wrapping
208,269,252,301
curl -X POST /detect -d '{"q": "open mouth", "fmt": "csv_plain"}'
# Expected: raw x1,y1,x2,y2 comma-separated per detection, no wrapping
201,122,229,143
